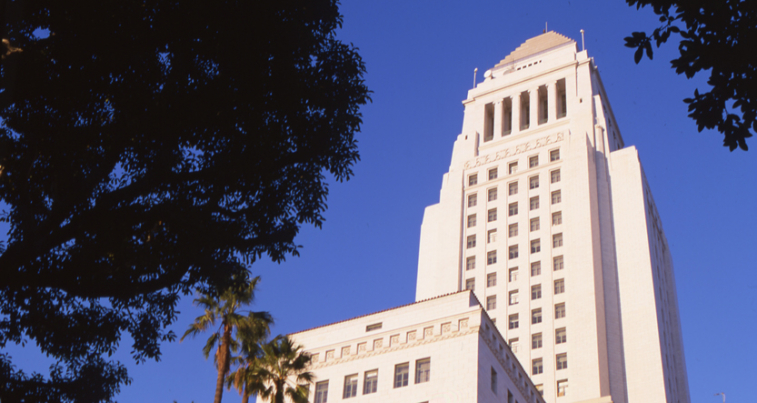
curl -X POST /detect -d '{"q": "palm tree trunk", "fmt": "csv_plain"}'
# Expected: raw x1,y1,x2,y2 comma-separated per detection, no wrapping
241,391,250,403
215,324,232,403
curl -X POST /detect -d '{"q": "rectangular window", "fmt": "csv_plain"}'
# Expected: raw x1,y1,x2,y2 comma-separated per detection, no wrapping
555,303,566,319
551,169,561,183
531,239,541,254
508,202,518,216
415,358,431,384
487,250,497,265
554,255,564,271
487,273,497,287
551,190,562,204
552,211,562,226
508,182,518,196
488,208,497,222
466,278,475,291
491,367,498,394
532,333,543,349
530,217,540,232
556,328,567,344
509,290,519,305
536,384,544,396
489,168,498,180
530,196,539,210
394,363,409,388
508,245,518,259
488,229,497,244
509,267,518,282
509,338,519,354
467,235,476,249
556,354,568,370
553,233,563,248
467,214,476,228
469,174,478,186
466,256,475,271
532,358,543,375
554,279,565,294
509,314,519,329
343,375,358,398
531,284,542,300
315,381,329,403
550,149,561,162
508,223,518,238
366,323,382,332
363,370,378,394
532,308,543,324
529,155,539,168
487,295,497,310
557,379,568,396
468,193,477,207
508,162,518,174
529,176,539,189
531,261,541,276
488,187,498,201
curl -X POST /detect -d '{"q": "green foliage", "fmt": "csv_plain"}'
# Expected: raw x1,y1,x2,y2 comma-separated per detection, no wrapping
0,0,369,401
251,336,313,403
624,0,757,151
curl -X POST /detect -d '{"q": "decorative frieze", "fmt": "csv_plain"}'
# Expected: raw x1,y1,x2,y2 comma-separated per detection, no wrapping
464,131,565,170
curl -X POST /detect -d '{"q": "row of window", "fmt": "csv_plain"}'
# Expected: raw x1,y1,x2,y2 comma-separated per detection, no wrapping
468,172,561,208
465,233,563,267
466,256,565,291
313,358,431,403
531,353,568,375
530,328,568,350
468,150,561,187
505,303,567,331
474,278,565,309
466,192,562,234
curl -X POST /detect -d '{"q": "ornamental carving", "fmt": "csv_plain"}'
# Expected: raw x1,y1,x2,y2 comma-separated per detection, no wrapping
325,350,334,360
390,334,399,346
464,131,565,170
341,346,350,357
423,326,434,338
459,318,469,329
407,330,417,342
373,339,383,350
441,322,451,334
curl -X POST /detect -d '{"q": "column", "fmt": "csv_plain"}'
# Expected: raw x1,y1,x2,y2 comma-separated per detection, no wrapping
547,81,557,123
512,93,520,135
493,100,503,138
529,88,539,130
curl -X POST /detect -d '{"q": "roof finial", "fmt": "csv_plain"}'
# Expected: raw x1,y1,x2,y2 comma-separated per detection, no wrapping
473,67,478,88
545,22,548,33
580,29,585,51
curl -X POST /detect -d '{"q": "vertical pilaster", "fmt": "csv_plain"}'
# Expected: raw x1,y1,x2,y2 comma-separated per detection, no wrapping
547,81,557,123
512,93,521,135
493,100,503,138
529,88,539,129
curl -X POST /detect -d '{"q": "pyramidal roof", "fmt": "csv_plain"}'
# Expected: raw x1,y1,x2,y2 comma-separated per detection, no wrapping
494,31,574,68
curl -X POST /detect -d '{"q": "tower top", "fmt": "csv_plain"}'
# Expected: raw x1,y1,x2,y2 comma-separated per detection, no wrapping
494,31,574,68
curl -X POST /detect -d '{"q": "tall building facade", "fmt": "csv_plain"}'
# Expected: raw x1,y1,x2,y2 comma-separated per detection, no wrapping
416,32,690,403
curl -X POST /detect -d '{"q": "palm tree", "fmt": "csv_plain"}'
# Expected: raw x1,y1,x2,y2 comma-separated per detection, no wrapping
248,336,313,403
226,326,268,403
181,276,272,403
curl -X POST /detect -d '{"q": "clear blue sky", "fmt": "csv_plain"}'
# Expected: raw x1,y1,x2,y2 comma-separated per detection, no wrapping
9,1,756,402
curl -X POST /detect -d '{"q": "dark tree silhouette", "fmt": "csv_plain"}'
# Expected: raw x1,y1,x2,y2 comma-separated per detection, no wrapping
0,1,369,401
624,0,757,151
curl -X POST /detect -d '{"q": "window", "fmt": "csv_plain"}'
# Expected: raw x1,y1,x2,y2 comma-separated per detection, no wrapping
487,273,497,287
532,358,543,375
529,155,539,168
489,168,498,180
508,245,518,259
363,370,378,394
415,358,430,384
551,169,561,183
315,381,329,403
508,267,518,282
366,323,382,332
487,250,497,265
394,363,409,388
531,284,542,300
467,235,476,249
468,193,477,207
531,261,541,276
509,162,518,174
343,375,358,398
508,202,518,216
469,174,478,186
509,290,519,305
487,295,497,310
536,384,544,396
466,278,475,291
508,390,515,403
488,187,498,201
508,181,518,196
530,196,539,210
554,255,564,271
552,211,562,226
508,223,518,238
509,314,519,329
530,217,540,231
466,256,475,271
532,308,543,324
529,176,539,189
550,149,560,161
491,367,498,394
532,333,543,349
531,239,541,254
555,303,566,319
487,229,497,243
553,233,563,248
551,190,561,204
554,279,565,294
556,328,567,344
488,208,497,222
557,379,568,396
556,353,568,370
467,214,476,228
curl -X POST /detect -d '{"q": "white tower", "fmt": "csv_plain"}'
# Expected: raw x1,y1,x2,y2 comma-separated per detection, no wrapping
416,32,690,403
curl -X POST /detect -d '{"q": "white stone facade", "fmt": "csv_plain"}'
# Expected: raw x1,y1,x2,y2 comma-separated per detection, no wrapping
416,32,690,403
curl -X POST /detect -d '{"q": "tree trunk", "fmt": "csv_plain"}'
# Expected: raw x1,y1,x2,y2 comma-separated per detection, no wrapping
241,391,249,403
215,325,232,403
